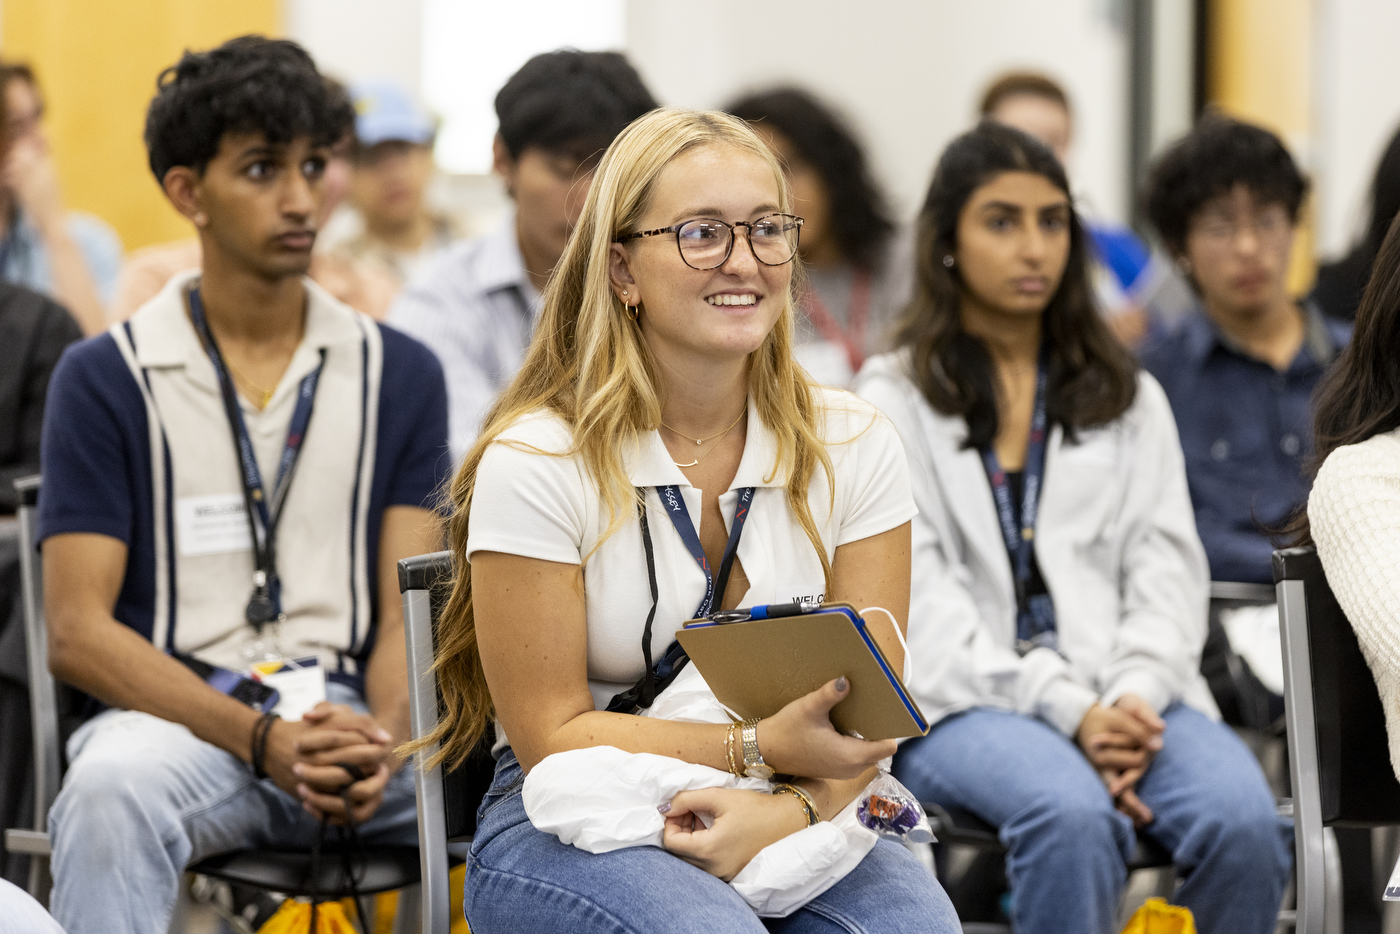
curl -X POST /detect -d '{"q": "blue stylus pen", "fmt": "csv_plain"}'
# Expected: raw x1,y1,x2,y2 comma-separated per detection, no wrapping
707,601,815,623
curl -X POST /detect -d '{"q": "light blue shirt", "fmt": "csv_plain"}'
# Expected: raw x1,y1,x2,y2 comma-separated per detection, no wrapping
0,207,123,305
388,212,541,462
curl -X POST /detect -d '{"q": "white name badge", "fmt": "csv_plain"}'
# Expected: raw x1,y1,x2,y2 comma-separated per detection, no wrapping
251,656,327,722
176,493,253,557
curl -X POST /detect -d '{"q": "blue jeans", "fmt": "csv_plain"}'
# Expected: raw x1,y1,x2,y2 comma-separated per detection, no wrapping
465,750,960,933
894,705,1292,934
48,682,419,934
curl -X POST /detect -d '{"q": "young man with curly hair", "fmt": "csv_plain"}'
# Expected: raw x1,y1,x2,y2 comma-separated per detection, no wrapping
36,37,448,934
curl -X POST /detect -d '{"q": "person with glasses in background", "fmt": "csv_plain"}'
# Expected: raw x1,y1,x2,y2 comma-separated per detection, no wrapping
0,62,122,335
411,107,958,933
1140,117,1349,728
318,80,458,291
390,50,657,464
726,88,911,388
856,121,1291,934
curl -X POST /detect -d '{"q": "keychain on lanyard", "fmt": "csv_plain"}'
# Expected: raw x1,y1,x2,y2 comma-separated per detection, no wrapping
980,351,1057,656
187,286,325,657
606,485,755,712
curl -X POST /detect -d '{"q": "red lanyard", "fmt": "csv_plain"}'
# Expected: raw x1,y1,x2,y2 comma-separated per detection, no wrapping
801,268,872,374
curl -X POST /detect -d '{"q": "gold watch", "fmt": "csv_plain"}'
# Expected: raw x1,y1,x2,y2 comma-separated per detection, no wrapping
741,717,774,780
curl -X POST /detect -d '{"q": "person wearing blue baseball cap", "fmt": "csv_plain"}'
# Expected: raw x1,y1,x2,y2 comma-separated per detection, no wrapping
322,79,458,289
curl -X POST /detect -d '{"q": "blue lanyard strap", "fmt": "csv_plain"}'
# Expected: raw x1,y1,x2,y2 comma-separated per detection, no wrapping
980,353,1056,653
656,484,755,619
605,485,756,713
188,286,324,627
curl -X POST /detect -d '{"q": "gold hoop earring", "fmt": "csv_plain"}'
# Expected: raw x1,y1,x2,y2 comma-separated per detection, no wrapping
626,303,639,322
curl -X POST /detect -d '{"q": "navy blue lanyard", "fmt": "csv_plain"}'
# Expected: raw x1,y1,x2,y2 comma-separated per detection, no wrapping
188,286,324,628
605,485,755,713
980,354,1054,651
656,484,755,619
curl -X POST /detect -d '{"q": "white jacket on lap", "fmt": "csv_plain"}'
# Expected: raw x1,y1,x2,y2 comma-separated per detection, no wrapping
855,351,1217,737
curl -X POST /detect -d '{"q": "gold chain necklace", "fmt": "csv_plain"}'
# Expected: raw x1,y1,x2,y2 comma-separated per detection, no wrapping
224,358,277,410
661,405,746,468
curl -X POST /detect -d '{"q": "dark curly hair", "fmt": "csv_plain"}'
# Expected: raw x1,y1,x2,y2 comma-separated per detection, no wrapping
144,35,354,182
894,120,1137,450
495,50,657,167
1144,114,1308,256
725,87,895,270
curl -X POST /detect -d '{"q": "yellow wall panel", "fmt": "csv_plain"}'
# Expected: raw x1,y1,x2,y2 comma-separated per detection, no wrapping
1208,0,1316,293
2,0,281,251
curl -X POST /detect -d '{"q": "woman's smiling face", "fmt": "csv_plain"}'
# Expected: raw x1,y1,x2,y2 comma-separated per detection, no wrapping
610,143,792,365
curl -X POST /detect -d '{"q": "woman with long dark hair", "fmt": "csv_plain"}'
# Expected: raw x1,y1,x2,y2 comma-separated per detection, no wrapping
856,121,1290,934
1304,212,1400,781
727,87,909,387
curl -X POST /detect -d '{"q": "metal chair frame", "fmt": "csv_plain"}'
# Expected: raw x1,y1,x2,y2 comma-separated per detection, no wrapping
400,550,492,934
1276,545,1400,934
2,476,58,900
401,550,456,933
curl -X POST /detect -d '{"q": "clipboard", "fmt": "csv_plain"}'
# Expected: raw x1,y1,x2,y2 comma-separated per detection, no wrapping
675,602,929,741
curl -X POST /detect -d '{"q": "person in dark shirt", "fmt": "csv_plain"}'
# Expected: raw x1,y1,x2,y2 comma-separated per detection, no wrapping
1140,115,1347,587
1311,123,1400,323
0,281,80,512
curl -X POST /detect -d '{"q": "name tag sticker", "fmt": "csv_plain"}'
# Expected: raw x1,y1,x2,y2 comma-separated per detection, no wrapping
250,656,327,721
775,585,825,609
176,493,253,556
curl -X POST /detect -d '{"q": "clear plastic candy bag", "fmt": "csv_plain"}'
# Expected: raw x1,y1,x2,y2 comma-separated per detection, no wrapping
856,770,934,844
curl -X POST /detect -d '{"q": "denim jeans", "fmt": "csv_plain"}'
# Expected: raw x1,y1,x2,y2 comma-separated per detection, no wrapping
465,750,960,934
47,682,418,934
894,705,1292,934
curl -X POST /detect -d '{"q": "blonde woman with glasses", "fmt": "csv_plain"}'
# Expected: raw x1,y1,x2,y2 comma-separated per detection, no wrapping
410,109,957,932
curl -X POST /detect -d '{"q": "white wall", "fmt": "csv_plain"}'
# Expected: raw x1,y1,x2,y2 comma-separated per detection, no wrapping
625,0,1132,226
283,0,1400,258
1312,0,1400,258
286,0,424,99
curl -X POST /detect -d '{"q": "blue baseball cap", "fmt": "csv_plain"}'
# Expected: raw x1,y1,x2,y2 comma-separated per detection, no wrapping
351,79,435,147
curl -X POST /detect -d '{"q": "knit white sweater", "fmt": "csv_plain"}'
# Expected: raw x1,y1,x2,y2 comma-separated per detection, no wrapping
1309,427,1400,780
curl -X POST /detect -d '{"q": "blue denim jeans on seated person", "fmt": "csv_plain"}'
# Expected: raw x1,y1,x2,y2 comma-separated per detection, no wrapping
893,704,1292,934
465,749,960,934
47,682,419,934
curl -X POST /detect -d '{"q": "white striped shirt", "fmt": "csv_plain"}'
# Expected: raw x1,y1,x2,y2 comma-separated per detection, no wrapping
387,212,541,463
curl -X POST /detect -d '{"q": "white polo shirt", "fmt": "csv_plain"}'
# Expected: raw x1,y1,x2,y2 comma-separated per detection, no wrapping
466,388,916,711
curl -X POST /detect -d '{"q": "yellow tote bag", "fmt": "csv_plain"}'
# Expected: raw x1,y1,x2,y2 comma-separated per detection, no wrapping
256,898,360,934
1119,897,1196,934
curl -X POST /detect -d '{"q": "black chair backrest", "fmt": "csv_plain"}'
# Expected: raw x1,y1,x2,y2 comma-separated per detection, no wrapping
1274,546,1400,825
397,552,495,840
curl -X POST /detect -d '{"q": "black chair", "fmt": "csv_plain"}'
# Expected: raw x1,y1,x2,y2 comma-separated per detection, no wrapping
1276,545,1400,934
399,551,495,934
1,476,424,927
923,802,1175,928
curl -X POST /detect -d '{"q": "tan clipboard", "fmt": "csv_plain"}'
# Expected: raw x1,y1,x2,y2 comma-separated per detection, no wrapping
675,602,929,741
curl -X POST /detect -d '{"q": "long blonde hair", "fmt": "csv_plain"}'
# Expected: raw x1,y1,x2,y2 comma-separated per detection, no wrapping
414,108,836,770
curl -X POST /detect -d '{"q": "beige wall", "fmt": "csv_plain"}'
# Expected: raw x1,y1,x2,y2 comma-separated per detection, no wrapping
2,0,281,251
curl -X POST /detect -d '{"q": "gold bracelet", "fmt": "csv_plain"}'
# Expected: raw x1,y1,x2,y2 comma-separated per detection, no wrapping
771,782,819,826
725,723,742,778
